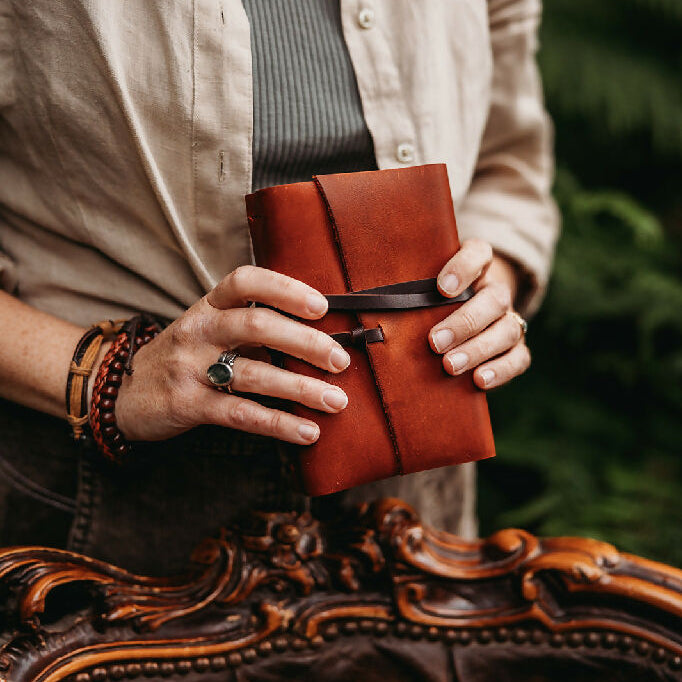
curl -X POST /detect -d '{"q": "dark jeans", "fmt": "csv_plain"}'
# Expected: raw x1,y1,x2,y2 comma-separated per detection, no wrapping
0,399,304,575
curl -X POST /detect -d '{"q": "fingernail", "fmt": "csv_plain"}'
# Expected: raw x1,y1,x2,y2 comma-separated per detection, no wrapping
480,369,495,386
306,293,328,315
330,347,351,371
448,352,469,373
298,423,320,442
322,388,348,411
432,328,454,353
439,274,459,295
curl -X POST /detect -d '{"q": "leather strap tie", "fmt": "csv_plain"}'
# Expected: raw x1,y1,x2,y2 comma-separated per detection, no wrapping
325,277,474,311
326,277,471,348
266,278,470,362
331,325,384,348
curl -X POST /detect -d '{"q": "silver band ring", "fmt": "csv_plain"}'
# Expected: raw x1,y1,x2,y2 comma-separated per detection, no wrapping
508,311,528,336
207,350,240,392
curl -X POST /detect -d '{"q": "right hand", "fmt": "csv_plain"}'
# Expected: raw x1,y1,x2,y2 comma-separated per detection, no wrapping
111,266,351,445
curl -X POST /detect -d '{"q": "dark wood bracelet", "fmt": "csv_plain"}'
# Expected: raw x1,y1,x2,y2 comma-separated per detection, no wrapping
89,315,163,463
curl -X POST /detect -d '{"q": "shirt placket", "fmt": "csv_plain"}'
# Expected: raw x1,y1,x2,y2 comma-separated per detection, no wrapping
192,0,255,290
339,0,422,170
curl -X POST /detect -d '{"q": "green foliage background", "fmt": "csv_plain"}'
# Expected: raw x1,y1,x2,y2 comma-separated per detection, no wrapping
477,0,682,565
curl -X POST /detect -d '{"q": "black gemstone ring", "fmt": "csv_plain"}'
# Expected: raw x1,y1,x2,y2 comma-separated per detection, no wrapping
206,350,240,391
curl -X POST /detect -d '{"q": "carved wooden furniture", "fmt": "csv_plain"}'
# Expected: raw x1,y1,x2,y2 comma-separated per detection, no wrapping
0,498,680,681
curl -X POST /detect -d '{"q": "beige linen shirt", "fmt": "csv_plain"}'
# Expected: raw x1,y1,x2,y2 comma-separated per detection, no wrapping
0,0,558,536
0,0,558,324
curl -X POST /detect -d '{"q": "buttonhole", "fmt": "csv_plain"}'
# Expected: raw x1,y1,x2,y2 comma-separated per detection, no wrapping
218,151,225,183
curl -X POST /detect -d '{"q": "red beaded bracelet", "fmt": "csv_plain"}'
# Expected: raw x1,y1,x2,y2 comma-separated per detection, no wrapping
89,315,162,462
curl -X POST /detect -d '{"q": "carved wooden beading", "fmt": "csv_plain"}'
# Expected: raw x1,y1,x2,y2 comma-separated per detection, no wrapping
0,499,679,680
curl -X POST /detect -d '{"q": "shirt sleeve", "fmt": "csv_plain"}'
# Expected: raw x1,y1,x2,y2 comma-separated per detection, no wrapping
455,0,560,316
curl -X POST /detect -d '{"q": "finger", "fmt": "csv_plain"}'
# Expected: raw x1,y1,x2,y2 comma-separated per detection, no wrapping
201,356,349,413
437,239,493,297
201,390,321,445
443,312,523,376
214,307,351,373
429,282,512,353
206,265,328,319
473,342,531,390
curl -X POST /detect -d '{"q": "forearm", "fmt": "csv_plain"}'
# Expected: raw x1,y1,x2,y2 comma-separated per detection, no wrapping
0,291,90,419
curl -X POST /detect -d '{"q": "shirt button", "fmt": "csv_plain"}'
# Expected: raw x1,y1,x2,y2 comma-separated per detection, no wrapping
357,8,375,29
396,143,415,164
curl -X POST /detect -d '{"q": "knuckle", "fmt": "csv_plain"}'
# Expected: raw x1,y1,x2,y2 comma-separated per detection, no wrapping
212,308,238,345
489,283,512,311
278,275,297,298
507,357,523,379
465,238,492,262
480,241,494,262
463,238,483,251
237,360,260,388
295,374,313,403
458,309,479,337
229,265,255,295
303,328,327,359
521,344,532,368
504,347,528,377
474,336,493,362
165,351,192,388
168,315,195,348
268,409,285,435
229,401,255,429
242,308,269,338
505,355,518,375
506,317,522,345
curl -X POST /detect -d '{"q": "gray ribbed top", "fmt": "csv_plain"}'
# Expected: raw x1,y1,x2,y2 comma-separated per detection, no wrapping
242,0,377,191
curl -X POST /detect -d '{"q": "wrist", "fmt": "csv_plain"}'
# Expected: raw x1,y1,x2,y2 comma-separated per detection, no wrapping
89,316,162,461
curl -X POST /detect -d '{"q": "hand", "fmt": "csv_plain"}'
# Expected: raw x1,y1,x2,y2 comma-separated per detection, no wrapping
112,266,351,445
429,240,530,389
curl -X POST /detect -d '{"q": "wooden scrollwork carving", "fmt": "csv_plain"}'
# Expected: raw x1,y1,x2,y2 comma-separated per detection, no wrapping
0,498,679,681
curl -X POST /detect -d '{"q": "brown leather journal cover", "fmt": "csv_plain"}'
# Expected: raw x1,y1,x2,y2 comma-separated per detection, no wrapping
246,164,495,496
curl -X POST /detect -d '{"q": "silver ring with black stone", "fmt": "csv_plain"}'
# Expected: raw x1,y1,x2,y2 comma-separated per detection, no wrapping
206,350,240,393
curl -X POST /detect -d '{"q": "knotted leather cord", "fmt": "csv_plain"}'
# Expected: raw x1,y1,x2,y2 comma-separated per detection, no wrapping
330,325,384,348
327,278,474,347
267,277,473,358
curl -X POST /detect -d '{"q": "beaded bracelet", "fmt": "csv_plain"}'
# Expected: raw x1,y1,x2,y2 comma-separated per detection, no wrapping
89,314,163,463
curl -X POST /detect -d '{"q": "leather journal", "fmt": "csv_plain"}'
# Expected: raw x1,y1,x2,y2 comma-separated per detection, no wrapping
246,164,495,496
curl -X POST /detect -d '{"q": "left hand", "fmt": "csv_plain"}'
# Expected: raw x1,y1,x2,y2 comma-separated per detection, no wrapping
429,239,530,390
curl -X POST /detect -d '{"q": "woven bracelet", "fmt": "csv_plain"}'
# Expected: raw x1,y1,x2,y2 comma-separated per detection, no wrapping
89,315,162,463
65,319,125,443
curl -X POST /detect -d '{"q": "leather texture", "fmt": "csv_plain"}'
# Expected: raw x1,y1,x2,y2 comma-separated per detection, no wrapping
246,164,495,496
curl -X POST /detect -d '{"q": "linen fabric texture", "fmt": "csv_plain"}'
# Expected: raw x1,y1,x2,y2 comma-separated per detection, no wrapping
0,0,558,323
